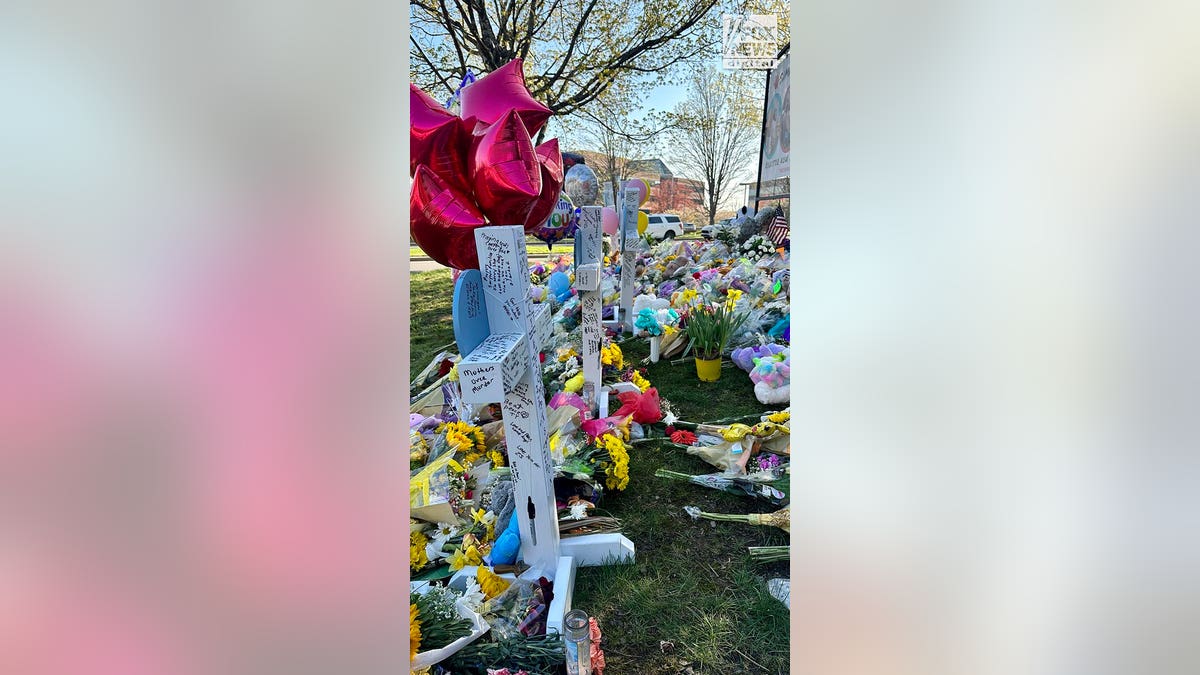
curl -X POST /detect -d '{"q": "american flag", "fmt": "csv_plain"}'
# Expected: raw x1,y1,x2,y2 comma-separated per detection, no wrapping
765,210,789,248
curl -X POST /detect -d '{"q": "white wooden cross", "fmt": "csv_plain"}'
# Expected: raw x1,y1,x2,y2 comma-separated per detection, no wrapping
573,206,603,413
456,226,562,576
618,188,639,335
453,225,633,636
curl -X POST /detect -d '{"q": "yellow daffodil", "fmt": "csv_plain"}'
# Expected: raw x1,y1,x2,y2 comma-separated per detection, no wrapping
471,508,487,525
727,289,744,303
464,544,483,567
447,548,468,571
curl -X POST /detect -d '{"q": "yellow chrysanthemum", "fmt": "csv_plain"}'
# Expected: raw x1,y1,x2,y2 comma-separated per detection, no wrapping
557,347,578,362
447,364,459,382
600,344,624,370
410,603,422,660
630,371,651,392
599,434,631,491
410,530,430,571
477,566,511,599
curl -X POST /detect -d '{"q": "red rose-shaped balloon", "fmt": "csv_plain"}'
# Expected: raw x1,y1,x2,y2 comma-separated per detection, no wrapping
410,165,487,270
410,85,472,194
471,108,542,226
460,59,552,138
523,138,564,231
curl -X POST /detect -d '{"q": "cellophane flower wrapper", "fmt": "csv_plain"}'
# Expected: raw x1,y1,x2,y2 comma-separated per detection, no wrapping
611,387,662,425
411,583,491,670
478,577,548,640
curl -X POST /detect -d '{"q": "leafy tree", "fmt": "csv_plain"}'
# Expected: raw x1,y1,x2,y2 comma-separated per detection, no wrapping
409,0,721,130
669,65,760,226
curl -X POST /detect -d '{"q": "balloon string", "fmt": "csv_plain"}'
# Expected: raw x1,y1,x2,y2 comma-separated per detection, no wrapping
443,70,477,109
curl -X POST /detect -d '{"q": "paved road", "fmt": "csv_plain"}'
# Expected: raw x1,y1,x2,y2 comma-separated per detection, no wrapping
410,258,450,273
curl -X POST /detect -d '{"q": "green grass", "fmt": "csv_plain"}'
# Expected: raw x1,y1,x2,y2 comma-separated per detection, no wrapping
409,270,456,373
572,338,789,675
409,273,790,675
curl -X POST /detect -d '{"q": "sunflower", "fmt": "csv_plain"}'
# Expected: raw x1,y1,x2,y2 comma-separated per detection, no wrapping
410,603,422,660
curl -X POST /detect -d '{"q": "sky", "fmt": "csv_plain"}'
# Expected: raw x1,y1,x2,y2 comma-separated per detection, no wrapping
548,56,766,209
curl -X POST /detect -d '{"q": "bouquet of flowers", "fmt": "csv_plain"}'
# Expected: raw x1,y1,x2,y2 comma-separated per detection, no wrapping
478,576,555,640
655,468,788,505
559,425,631,492
741,234,777,260
442,633,566,675
411,584,490,669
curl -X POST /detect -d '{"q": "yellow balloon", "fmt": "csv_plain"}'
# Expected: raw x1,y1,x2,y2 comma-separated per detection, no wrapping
637,211,649,235
636,178,652,206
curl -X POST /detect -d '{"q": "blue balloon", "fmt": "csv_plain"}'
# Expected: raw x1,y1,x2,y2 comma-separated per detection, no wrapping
548,271,572,301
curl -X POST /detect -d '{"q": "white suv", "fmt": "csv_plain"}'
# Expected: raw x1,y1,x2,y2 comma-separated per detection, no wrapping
644,214,685,240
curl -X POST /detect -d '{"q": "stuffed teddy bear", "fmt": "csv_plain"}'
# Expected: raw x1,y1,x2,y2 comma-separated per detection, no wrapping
749,348,790,405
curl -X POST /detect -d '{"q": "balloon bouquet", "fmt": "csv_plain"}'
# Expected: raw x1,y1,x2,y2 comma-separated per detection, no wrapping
410,59,600,267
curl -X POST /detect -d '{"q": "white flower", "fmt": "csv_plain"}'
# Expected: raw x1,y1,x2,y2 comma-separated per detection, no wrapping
662,410,678,425
567,502,589,521
683,506,702,520
426,522,457,560
457,577,487,610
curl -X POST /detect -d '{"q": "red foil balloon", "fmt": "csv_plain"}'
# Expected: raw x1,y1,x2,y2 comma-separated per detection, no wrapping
471,108,542,226
410,84,472,194
523,138,564,231
410,165,487,270
460,59,553,138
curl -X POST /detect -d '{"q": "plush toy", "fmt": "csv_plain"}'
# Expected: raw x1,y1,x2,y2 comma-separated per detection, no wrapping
732,343,786,372
662,257,689,279
749,348,790,405
632,293,669,315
